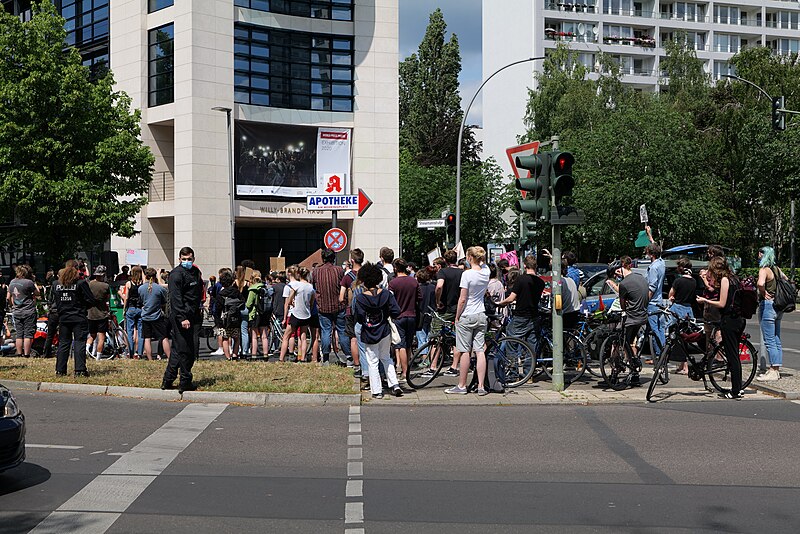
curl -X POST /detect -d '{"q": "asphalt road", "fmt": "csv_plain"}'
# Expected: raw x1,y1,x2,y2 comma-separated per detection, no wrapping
2,391,800,533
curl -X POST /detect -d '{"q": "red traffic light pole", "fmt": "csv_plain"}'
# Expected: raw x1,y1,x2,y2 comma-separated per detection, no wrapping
455,56,546,246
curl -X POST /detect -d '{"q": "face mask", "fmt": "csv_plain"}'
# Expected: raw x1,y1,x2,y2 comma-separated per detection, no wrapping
181,260,193,269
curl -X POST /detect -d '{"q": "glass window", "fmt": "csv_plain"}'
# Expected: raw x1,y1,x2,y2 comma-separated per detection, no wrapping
235,0,353,21
148,0,173,13
233,23,354,112
148,23,174,107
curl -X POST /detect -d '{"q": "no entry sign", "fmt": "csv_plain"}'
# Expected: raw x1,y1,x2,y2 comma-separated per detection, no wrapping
324,227,348,253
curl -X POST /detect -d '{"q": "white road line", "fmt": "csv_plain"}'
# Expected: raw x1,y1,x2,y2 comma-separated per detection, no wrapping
350,406,361,414
345,502,364,524
346,404,364,533
348,435,362,446
349,414,361,423
26,444,84,450
782,347,800,354
345,530,365,534
348,423,362,433
348,448,363,460
346,480,363,498
29,403,227,534
791,400,800,406
347,462,363,477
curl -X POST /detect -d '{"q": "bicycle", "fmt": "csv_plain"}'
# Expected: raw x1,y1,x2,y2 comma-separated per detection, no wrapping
529,311,589,386
647,307,758,402
92,315,129,360
406,309,457,389
598,312,645,391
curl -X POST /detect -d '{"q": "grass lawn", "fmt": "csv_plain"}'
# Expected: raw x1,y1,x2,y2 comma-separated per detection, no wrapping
0,357,355,395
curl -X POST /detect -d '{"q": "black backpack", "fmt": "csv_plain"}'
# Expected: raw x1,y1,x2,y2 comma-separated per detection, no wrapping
772,268,797,314
221,295,245,328
731,275,758,320
484,291,498,316
254,285,274,316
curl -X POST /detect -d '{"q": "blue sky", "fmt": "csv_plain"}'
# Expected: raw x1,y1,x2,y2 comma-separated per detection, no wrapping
399,0,483,124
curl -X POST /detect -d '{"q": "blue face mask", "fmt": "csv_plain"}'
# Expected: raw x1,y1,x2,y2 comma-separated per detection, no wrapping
181,260,193,269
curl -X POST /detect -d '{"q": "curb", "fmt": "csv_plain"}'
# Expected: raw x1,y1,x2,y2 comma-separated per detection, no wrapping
1,379,360,406
749,382,800,400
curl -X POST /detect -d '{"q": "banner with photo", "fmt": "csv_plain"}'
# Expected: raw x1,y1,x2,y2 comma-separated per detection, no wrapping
235,121,352,198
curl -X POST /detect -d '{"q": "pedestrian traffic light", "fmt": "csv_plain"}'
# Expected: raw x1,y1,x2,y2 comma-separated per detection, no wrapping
515,153,551,220
772,96,786,131
445,212,455,245
550,151,575,203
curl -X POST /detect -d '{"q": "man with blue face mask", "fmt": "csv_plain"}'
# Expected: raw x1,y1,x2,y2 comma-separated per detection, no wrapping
162,246,204,393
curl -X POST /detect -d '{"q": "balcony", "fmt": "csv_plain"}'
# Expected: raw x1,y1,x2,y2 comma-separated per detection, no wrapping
148,171,174,202
603,35,657,48
713,17,762,28
544,1,600,14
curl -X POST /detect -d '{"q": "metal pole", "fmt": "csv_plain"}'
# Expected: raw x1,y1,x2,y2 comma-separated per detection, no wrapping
332,211,338,230
550,135,564,391
455,56,547,246
226,110,235,267
791,199,796,283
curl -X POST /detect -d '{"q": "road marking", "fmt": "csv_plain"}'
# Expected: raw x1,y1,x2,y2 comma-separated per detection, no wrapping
792,400,800,406
345,405,364,533
26,444,84,450
782,347,800,354
30,403,227,534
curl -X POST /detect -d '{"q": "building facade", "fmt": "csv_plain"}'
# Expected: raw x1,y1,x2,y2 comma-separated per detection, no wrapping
4,0,399,273
483,0,800,175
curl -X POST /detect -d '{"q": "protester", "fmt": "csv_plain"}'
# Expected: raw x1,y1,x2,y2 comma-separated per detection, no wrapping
245,270,271,358
120,266,145,359
564,251,581,286
415,267,436,358
617,256,647,385
388,257,421,384
86,265,111,359
214,268,242,360
279,266,315,363
756,246,785,382
645,243,666,363
315,248,350,366
700,245,725,346
53,261,97,377
140,267,171,361
354,262,402,399
433,250,463,376
162,247,203,394
446,246,490,395
668,257,697,374
235,264,251,356
561,259,581,330
340,249,364,378
115,266,130,282
498,255,545,351
8,265,39,358
377,247,395,288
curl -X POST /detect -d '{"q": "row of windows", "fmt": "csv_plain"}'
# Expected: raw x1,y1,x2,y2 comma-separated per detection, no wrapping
148,23,174,107
234,0,353,22
58,0,109,48
149,0,173,14
233,24,354,112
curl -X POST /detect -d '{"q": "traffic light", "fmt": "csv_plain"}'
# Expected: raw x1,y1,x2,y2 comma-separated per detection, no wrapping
772,96,786,131
515,153,551,220
550,151,575,203
445,212,455,245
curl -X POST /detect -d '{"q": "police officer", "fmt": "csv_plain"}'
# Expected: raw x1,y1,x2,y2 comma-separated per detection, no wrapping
162,247,203,393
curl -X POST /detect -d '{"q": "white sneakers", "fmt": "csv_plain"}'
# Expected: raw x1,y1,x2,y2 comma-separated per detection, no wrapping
756,368,781,381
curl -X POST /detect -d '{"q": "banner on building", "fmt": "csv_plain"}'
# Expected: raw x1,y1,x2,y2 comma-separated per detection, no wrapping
234,121,352,198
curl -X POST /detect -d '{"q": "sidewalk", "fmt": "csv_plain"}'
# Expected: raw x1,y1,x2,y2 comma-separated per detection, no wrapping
363,368,782,405
748,367,800,400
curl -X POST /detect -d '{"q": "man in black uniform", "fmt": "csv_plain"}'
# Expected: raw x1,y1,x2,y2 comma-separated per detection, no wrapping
162,247,203,393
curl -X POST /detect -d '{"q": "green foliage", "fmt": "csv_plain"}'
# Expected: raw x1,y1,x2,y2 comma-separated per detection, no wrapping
0,2,154,263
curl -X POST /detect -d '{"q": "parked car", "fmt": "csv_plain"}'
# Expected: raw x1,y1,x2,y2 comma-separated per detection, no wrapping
0,384,25,472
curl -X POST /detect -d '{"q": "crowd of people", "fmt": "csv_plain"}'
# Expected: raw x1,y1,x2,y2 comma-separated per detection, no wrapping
0,240,790,398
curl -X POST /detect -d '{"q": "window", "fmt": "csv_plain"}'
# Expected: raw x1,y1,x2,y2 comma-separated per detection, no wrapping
148,24,174,107
713,61,736,80
714,33,740,53
774,39,800,55
234,24,354,112
234,0,354,21
148,0,173,13
59,0,109,48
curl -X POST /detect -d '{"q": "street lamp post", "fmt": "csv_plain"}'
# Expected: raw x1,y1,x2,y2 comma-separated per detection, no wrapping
455,56,546,245
212,106,235,267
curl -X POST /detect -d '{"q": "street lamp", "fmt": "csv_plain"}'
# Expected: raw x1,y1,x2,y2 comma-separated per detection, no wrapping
212,106,235,266
455,56,547,246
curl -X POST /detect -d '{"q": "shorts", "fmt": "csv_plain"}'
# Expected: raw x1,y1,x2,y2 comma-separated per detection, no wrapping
345,314,356,339
88,318,109,335
625,324,642,345
309,314,320,329
214,326,240,340
13,313,37,340
252,313,271,329
455,313,487,353
394,316,417,349
430,311,455,337
289,315,311,329
142,317,170,340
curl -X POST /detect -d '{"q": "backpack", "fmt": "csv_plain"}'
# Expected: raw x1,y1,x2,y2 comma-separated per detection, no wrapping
772,267,797,314
254,285,274,316
731,276,758,319
468,353,505,393
483,291,498,316
221,295,245,328
380,265,395,285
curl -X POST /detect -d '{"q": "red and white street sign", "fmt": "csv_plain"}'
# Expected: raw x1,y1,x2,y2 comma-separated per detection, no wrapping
324,227,348,252
506,141,540,199
357,188,372,217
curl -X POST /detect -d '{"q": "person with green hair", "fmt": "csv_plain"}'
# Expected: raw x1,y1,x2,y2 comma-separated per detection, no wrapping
756,246,786,382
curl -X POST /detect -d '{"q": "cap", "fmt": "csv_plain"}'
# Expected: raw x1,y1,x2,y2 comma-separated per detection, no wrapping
94,265,107,276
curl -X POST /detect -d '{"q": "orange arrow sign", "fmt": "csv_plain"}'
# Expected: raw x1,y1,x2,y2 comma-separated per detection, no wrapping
357,188,372,217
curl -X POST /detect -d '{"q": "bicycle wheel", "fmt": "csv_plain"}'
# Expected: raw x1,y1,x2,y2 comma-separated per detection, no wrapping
739,338,758,389
492,336,536,388
599,334,633,391
406,341,447,389
647,342,671,402
206,329,219,352
707,338,758,393
583,328,605,378
562,332,588,385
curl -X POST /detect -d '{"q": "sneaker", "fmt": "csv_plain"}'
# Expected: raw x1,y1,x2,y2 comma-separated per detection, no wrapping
756,369,780,381
353,366,362,379
476,388,489,396
419,368,438,378
371,392,384,400
443,368,459,377
74,371,90,378
720,391,743,400
445,385,468,395
391,386,404,397
211,348,224,356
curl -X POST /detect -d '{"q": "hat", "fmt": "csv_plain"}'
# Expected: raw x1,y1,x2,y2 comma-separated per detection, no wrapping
94,265,107,276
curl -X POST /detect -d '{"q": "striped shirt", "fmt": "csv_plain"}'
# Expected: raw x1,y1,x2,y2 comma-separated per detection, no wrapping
313,263,346,314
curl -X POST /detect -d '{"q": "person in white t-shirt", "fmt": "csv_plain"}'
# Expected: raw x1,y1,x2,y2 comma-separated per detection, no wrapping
446,246,490,396
279,266,316,362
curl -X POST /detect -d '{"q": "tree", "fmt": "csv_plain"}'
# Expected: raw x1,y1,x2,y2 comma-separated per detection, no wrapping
399,8,479,167
0,2,154,264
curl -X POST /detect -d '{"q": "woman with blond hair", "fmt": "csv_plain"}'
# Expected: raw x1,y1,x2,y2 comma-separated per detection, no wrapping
245,270,271,357
119,265,145,359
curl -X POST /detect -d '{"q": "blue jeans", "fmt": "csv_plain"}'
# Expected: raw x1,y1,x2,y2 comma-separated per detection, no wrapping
647,302,666,357
355,323,367,373
240,309,250,355
759,300,783,367
319,309,351,360
667,304,694,327
125,307,144,356
416,329,429,354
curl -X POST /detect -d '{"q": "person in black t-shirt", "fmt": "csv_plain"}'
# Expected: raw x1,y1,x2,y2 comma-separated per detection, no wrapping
430,250,463,376
498,255,545,350
669,257,697,374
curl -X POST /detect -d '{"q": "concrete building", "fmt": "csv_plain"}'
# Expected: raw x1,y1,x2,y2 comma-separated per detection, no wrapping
483,0,800,175
3,0,399,273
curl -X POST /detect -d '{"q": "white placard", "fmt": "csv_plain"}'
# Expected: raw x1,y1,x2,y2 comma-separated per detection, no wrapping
427,247,442,266
125,249,148,266
640,204,649,224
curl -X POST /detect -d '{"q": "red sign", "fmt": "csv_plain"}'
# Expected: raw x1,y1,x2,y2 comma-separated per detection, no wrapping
357,188,372,217
325,174,343,193
505,141,540,199
324,227,348,252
